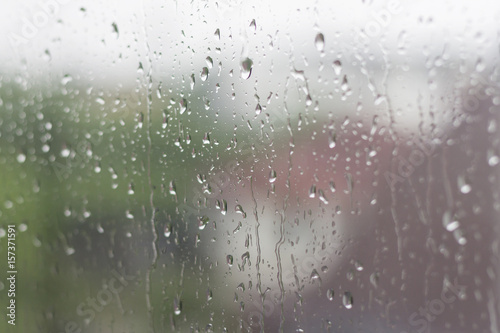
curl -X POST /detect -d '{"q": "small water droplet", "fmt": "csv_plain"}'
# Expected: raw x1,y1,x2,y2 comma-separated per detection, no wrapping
226,254,233,267
180,98,188,114
305,94,313,106
442,210,460,232
372,94,385,105
126,210,134,219
453,229,467,245
240,58,253,80
235,205,247,218
17,153,26,163
476,58,486,72
341,75,349,91
169,180,176,196
164,224,172,238
328,130,336,148
198,216,209,230
205,56,213,69
315,33,325,52
221,199,227,215
111,22,119,37
458,175,471,194
345,173,354,194
326,289,335,301
255,103,262,115
202,133,211,145
214,28,220,40
61,147,70,158
241,251,250,266
201,67,209,81
309,185,316,198
61,74,73,85
354,261,364,271
488,150,499,166
249,19,256,30
318,190,328,204
174,297,182,315
343,291,353,309
370,272,379,287
333,60,342,75
269,170,277,183
329,181,336,193
190,74,196,90
310,269,321,282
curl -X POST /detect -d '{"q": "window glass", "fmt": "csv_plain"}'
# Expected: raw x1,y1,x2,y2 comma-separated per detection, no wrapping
1,0,500,332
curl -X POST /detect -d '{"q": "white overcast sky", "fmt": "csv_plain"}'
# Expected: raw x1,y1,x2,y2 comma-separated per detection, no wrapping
1,0,499,132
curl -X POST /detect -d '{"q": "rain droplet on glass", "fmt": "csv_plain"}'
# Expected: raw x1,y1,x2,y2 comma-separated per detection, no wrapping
315,33,325,52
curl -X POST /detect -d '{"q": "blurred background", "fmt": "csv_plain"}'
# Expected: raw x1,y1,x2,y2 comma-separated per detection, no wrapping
1,0,500,332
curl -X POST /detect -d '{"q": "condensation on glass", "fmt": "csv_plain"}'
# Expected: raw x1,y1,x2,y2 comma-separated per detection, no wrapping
1,0,500,332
